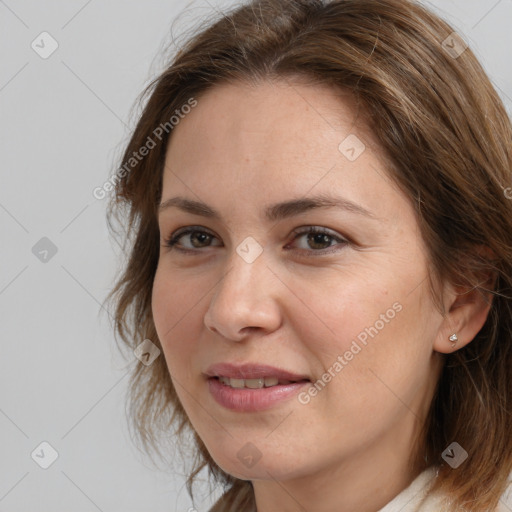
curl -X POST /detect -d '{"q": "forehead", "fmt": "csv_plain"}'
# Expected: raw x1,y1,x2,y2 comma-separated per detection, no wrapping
165,79,375,163
167,80,377,166
161,79,403,224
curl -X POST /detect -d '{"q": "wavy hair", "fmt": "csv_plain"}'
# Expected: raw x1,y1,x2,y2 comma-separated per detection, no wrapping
105,0,512,510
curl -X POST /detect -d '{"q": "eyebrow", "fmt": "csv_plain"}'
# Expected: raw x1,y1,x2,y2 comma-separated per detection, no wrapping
158,193,376,222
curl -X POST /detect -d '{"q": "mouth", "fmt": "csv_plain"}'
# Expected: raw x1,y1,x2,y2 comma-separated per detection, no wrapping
205,362,310,385
205,363,311,411
214,376,310,389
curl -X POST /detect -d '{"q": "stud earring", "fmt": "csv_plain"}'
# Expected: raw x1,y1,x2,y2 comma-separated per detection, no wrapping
449,333,458,348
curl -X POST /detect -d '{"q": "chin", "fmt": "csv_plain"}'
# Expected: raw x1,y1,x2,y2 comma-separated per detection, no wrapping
202,439,310,482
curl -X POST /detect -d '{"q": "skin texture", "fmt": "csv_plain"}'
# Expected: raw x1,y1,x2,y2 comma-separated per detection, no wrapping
151,79,492,512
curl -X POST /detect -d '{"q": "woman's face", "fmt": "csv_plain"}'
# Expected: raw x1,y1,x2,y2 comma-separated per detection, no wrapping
152,79,446,483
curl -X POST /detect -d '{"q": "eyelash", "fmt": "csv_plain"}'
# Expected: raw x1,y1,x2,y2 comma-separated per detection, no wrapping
162,226,349,256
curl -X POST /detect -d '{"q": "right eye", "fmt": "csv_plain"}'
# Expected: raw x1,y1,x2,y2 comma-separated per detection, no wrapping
163,227,222,253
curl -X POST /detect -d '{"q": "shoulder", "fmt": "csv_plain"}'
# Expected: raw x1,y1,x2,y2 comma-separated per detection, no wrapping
497,472,512,511
377,467,439,512
378,467,512,512
209,469,512,511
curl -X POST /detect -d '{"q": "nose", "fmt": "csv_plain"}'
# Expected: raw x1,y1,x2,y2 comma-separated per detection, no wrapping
204,249,282,342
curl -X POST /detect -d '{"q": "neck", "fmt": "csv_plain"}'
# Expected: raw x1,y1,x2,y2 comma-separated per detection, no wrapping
252,415,428,512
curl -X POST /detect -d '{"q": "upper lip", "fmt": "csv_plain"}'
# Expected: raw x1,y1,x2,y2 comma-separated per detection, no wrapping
205,363,310,381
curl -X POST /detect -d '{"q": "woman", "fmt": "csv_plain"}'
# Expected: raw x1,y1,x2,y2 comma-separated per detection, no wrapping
106,0,512,510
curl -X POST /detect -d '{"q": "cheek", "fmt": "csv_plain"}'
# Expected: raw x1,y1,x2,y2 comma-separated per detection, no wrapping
151,267,203,371
151,269,174,341
323,296,436,432
295,267,433,403
288,272,399,360
152,264,201,329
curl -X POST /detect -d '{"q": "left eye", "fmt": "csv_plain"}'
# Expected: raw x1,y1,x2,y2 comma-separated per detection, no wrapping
290,227,348,252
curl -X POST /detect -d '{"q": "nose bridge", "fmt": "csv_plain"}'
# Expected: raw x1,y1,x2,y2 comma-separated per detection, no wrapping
205,241,281,339
217,242,269,306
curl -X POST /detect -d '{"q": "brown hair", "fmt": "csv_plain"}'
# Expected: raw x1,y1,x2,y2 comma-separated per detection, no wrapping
105,0,512,510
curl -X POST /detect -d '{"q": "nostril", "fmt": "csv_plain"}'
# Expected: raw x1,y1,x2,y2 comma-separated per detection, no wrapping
205,324,218,334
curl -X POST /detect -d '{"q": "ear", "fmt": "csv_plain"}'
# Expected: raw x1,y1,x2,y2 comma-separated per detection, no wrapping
433,247,497,355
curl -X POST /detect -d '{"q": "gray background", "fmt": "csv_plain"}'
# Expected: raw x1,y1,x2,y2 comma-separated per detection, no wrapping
1,1,511,511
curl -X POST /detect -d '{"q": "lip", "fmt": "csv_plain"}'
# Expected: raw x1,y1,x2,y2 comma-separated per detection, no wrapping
205,363,309,381
205,363,310,412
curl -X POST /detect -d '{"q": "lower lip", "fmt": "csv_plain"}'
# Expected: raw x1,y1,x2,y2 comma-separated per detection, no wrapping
208,377,309,412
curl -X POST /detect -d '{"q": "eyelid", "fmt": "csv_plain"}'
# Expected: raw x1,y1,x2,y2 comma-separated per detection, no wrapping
290,225,347,241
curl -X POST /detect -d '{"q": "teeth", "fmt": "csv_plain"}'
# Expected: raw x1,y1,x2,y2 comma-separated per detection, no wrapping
218,376,282,388
229,378,245,389
246,378,265,389
264,377,279,387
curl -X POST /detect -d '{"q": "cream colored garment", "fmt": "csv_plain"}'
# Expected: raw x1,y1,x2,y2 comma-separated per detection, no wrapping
378,466,512,512
210,467,512,511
